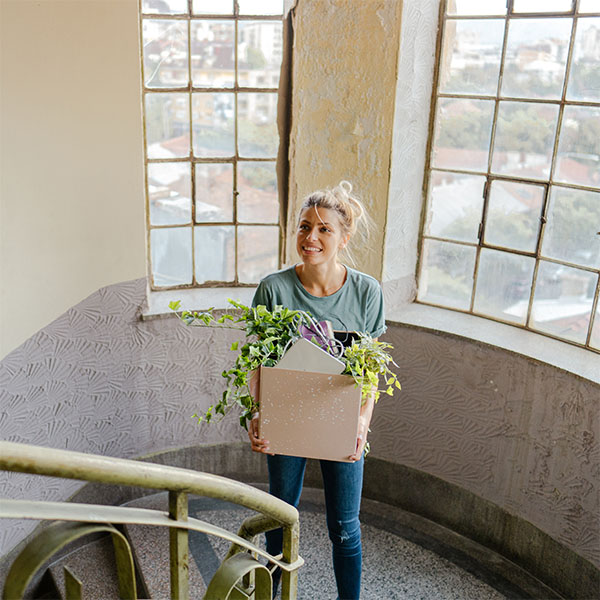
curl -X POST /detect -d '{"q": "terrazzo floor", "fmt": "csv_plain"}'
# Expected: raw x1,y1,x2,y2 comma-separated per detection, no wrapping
121,487,539,600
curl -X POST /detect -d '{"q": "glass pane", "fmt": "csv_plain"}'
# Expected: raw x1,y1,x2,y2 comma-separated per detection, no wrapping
579,0,600,12
192,93,235,157
590,305,600,350
238,0,283,15
501,19,571,99
491,101,559,179
238,162,279,223
555,106,600,186
148,163,191,225
425,172,486,243
194,226,235,283
567,17,600,101
191,21,235,88
238,226,279,283
145,93,190,159
447,0,507,15
530,261,596,344
439,19,503,96
142,0,188,14
193,0,234,14
195,163,233,222
238,93,279,157
474,249,535,324
541,187,600,268
151,227,192,286
418,239,476,309
432,98,495,172
484,180,545,252
143,20,188,89
512,0,573,11
238,21,283,88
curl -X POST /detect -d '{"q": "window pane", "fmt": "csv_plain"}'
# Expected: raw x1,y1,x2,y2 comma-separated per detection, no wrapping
579,0,600,12
195,163,233,223
474,249,535,324
512,0,573,11
238,21,283,88
151,227,192,286
238,93,279,158
143,20,188,89
590,306,600,350
484,180,544,252
491,101,559,180
238,162,279,223
238,226,279,283
567,17,600,101
530,261,596,344
191,21,235,88
192,93,235,157
194,226,235,283
432,98,495,172
192,0,234,14
145,93,190,159
425,172,485,242
238,0,283,15
555,106,600,187
148,163,191,225
447,0,507,15
541,187,600,268
418,240,476,309
439,19,503,96
142,0,188,14
501,19,571,99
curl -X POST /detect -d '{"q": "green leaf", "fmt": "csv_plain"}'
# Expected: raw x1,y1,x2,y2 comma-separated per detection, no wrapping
169,300,181,311
230,341,239,351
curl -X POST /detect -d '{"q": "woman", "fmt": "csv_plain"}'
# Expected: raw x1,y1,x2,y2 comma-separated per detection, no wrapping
248,181,386,600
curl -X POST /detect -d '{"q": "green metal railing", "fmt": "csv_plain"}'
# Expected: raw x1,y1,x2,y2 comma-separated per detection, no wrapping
0,441,303,600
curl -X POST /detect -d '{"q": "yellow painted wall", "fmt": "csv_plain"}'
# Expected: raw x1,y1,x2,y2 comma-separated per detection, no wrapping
286,0,402,278
0,0,146,358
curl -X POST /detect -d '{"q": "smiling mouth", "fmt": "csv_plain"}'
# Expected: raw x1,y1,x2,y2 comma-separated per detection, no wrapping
302,246,322,252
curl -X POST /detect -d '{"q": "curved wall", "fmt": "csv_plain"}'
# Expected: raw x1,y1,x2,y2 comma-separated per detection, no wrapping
0,279,598,580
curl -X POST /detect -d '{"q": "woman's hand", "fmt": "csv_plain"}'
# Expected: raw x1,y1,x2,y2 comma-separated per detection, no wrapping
248,413,272,454
349,414,369,461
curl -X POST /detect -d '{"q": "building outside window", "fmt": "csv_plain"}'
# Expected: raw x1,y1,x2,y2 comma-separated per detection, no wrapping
140,0,285,289
419,0,600,351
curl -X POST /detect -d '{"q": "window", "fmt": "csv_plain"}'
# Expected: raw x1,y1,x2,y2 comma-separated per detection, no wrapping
140,0,286,289
418,0,600,351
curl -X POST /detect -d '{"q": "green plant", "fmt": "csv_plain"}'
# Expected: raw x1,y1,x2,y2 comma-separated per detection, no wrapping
169,299,400,431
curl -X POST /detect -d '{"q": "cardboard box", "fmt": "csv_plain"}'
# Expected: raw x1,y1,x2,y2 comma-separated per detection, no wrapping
258,366,361,462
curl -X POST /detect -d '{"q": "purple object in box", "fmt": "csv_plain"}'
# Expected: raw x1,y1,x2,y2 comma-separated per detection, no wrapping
298,320,334,350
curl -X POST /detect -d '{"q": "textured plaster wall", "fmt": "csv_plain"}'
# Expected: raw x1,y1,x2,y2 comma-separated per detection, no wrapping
0,0,146,358
286,0,403,278
1,278,598,568
0,279,246,557
371,325,600,567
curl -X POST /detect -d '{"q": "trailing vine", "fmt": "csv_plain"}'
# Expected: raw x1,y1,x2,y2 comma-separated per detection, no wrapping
169,299,400,431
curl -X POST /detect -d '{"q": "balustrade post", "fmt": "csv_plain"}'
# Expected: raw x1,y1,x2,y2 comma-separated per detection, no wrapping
280,521,299,600
169,490,189,600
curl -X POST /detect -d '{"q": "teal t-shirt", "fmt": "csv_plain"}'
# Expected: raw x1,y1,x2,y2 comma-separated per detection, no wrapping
251,265,386,338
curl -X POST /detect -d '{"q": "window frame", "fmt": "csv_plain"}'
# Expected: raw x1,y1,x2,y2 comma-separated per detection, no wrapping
417,0,600,353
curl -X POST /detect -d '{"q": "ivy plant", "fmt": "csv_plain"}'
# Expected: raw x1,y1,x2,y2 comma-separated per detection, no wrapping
169,299,400,431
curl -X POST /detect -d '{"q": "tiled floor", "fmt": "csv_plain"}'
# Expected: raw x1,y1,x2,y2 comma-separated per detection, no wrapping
122,487,540,600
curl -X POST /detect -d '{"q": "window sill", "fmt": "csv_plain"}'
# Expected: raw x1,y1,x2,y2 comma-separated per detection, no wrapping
386,303,599,385
142,288,598,384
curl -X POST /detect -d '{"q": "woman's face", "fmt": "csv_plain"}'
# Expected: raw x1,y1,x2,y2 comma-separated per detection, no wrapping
296,206,349,267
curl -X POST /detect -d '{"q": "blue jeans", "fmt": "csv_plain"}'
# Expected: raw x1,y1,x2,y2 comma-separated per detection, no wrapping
266,454,364,600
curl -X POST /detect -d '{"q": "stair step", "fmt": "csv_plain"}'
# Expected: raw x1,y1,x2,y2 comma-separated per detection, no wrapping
123,492,263,599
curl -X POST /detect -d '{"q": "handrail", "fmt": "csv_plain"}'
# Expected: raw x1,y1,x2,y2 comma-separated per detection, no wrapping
0,441,297,526
0,441,302,599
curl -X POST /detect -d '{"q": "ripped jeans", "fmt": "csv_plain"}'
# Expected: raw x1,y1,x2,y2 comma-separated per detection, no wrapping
266,454,364,600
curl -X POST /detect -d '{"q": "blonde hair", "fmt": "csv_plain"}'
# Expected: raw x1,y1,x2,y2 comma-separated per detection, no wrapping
298,180,371,265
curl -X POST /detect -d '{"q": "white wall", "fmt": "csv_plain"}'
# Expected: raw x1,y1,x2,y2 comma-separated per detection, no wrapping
0,0,147,358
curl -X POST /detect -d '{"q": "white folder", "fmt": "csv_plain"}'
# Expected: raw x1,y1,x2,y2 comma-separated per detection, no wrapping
273,337,345,375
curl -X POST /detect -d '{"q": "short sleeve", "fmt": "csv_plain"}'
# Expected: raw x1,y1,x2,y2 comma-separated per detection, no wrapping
252,280,272,310
365,282,386,338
